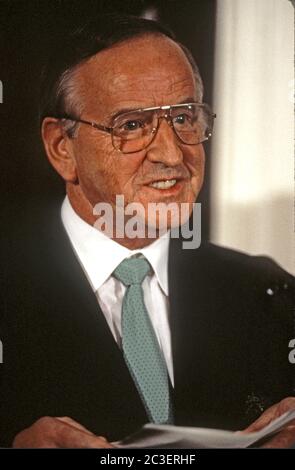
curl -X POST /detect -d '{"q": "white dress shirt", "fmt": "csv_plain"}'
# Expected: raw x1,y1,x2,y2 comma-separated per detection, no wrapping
61,196,174,386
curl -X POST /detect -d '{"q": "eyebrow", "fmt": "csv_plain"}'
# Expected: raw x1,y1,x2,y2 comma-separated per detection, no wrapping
107,97,197,123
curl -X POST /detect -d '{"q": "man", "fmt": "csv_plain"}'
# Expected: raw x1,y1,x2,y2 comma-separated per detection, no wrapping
0,14,294,448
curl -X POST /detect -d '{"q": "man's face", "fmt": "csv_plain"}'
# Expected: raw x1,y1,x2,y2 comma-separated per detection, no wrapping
68,34,205,228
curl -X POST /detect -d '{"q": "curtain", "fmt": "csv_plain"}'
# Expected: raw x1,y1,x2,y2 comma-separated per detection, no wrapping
210,0,294,273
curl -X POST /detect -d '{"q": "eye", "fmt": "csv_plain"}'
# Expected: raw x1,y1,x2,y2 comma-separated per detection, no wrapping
122,120,144,131
173,113,192,125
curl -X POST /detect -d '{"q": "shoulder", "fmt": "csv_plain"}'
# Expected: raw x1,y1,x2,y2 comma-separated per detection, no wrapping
200,242,294,307
170,238,294,329
189,241,294,289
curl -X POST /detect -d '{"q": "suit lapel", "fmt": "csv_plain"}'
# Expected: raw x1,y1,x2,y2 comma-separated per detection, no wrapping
2,205,148,443
167,238,266,429
51,213,149,437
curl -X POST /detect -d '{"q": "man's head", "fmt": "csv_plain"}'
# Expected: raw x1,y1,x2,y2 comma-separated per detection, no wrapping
41,15,212,246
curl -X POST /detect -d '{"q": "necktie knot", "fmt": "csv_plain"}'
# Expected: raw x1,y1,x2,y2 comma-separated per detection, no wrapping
113,256,151,286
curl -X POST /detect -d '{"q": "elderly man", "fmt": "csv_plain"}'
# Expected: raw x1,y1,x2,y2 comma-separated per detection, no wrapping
0,14,294,448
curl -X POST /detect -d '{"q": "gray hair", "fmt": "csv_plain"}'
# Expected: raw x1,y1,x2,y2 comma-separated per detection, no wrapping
56,67,84,138
179,43,204,102
57,39,204,139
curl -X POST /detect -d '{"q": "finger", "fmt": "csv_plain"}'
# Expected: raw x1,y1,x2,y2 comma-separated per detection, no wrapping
261,425,295,449
55,417,95,435
57,424,113,448
54,417,111,447
243,397,295,433
243,405,278,432
13,416,113,448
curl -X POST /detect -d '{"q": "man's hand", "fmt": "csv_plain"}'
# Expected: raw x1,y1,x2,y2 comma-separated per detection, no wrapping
243,397,295,448
12,416,114,448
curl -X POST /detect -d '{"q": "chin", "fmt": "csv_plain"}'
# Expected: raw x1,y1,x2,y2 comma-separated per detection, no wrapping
143,202,194,235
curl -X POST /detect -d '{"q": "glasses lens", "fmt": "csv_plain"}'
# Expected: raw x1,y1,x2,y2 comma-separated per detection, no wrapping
112,110,156,153
171,104,214,145
112,104,215,153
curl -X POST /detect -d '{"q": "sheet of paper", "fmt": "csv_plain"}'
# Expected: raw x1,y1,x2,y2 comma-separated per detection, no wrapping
113,408,295,448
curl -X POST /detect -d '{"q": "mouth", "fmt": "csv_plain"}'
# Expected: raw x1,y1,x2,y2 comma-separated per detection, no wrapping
148,179,177,190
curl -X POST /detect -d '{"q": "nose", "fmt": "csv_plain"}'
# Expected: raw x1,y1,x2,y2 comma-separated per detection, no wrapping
145,116,183,166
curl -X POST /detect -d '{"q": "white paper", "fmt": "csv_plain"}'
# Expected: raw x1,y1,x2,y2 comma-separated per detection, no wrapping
113,408,295,448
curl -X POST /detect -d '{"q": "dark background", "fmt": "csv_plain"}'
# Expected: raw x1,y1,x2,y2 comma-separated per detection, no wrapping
0,0,216,239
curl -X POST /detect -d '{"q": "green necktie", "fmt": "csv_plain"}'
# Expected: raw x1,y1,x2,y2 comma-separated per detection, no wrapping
113,256,173,424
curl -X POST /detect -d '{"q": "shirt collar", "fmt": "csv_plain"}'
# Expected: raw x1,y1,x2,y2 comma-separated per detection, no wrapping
61,196,170,295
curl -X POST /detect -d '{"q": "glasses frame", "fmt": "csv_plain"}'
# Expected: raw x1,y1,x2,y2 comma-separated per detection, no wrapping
59,102,216,154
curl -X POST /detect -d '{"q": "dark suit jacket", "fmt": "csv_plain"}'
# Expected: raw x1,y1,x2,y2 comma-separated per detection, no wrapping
0,201,294,447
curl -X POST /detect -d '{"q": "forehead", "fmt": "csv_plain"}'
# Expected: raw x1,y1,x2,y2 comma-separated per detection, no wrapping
75,34,197,117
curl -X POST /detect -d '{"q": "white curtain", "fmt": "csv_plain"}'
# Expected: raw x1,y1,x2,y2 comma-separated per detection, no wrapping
210,0,294,273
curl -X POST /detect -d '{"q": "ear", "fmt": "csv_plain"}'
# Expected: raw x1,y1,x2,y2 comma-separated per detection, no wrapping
41,117,78,183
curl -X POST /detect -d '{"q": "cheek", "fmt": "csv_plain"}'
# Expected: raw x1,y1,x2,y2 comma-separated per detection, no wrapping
73,137,118,201
186,148,205,191
74,136,145,203
108,148,147,191
185,146,205,174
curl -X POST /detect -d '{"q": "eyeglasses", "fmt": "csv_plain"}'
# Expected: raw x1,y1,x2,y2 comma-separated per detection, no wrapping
60,102,216,154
